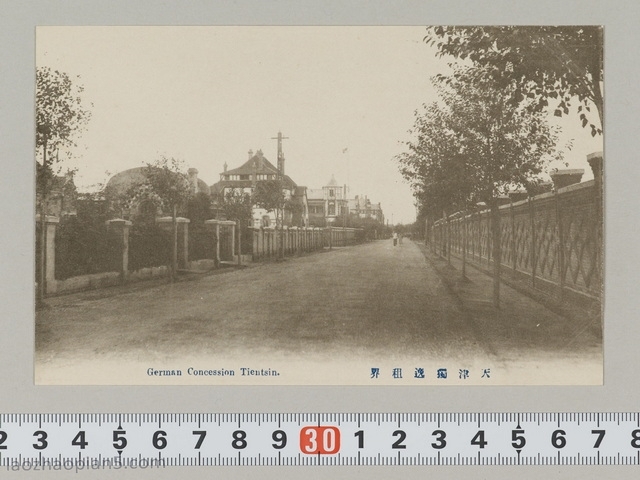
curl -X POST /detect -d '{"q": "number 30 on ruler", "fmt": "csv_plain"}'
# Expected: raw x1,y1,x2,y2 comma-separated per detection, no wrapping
299,427,340,454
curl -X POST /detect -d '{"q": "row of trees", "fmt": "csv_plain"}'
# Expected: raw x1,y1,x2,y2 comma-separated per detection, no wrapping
397,26,603,307
36,67,92,303
36,65,297,291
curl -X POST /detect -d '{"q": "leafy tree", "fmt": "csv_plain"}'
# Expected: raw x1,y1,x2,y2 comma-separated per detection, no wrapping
396,100,476,269
309,215,327,228
222,188,252,224
354,216,387,241
442,67,562,201
252,179,288,258
284,198,305,227
36,67,91,209
36,67,91,301
252,180,285,214
397,66,562,306
332,212,351,228
425,26,603,135
36,67,92,168
132,156,192,279
187,192,214,223
396,102,473,218
125,182,164,222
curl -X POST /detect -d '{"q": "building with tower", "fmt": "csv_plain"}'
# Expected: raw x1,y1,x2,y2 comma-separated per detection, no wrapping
210,139,309,228
306,177,385,227
348,194,385,224
307,174,349,226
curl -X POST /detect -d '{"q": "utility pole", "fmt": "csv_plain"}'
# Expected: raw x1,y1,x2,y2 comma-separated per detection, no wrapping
271,131,289,259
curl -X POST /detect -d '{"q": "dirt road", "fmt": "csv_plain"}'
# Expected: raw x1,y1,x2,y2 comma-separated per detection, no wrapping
36,240,601,384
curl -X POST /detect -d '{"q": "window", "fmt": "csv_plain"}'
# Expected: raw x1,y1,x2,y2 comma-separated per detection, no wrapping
329,189,334,197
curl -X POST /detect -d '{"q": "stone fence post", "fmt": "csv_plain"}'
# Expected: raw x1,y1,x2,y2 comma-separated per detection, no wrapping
205,220,220,266
36,215,59,296
105,219,132,283
204,220,236,264
550,169,585,190
283,226,289,256
252,227,259,262
588,151,603,226
156,216,190,269
588,151,604,302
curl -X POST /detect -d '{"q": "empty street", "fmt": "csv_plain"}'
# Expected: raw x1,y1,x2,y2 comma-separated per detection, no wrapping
36,240,602,385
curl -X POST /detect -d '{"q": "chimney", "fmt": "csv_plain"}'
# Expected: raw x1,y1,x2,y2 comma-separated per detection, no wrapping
188,168,199,194
252,159,257,188
248,149,253,160
223,162,228,172
550,168,585,190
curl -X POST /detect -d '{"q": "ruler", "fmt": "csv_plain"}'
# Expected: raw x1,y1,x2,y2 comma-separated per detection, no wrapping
1,413,639,468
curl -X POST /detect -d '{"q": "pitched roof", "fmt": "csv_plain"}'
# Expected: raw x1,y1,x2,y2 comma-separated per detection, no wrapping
211,150,298,193
326,174,338,186
212,180,255,191
225,151,278,176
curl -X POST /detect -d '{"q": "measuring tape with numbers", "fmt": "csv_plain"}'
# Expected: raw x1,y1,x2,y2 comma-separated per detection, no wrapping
1,413,640,468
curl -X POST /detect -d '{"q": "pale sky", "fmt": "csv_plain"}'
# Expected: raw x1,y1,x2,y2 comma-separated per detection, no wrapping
36,26,603,225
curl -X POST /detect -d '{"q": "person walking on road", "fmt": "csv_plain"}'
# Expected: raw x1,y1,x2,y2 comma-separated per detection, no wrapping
393,232,398,247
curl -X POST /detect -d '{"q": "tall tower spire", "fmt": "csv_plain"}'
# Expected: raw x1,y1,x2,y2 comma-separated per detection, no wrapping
271,131,289,177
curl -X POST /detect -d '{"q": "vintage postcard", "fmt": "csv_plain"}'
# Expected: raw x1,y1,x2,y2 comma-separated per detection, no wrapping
34,26,603,385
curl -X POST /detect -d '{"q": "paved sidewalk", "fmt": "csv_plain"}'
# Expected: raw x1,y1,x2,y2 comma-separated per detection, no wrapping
417,243,602,383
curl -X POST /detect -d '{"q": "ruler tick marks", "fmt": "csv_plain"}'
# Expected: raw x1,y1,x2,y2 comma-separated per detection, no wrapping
3,412,640,466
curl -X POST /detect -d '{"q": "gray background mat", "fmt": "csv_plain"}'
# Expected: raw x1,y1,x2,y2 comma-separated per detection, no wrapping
1,0,639,478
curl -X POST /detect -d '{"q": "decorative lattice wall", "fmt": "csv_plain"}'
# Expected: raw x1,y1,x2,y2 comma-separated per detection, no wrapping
431,180,602,303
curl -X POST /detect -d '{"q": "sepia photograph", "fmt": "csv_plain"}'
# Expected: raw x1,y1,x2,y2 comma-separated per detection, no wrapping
34,26,603,385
